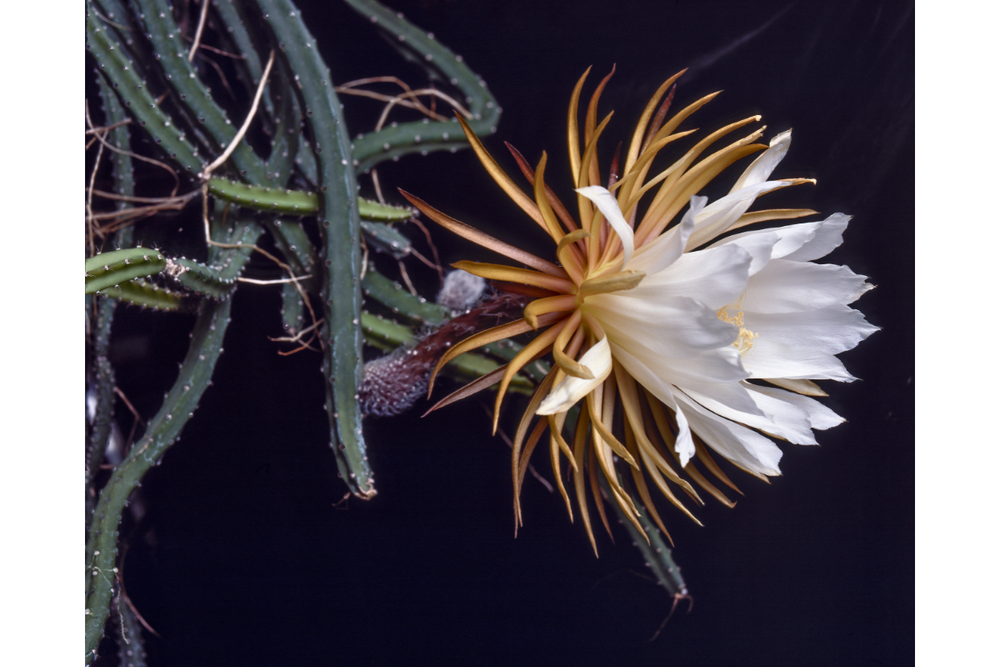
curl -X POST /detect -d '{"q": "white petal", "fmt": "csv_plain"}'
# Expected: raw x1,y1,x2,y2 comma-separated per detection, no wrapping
714,230,779,275
741,259,873,314
747,384,844,432
628,195,706,275
746,304,877,356
536,337,613,415
629,242,751,310
586,294,739,357
782,213,852,262
678,378,834,446
677,381,774,432
611,341,780,474
609,331,747,386
718,213,851,262
741,305,878,380
747,346,855,382
730,129,792,193
687,180,795,250
604,342,696,465
576,185,634,268
673,391,783,477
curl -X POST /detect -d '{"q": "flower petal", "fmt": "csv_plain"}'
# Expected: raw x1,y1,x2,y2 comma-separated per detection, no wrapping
741,259,873,314
536,337,613,415
741,305,878,381
628,195,705,275
604,342,696,465
717,213,851,262
681,381,829,446
575,185,635,268
673,392,783,477
687,180,799,250
729,129,792,193
746,384,844,432
781,213,851,261
627,242,752,310
586,294,739,357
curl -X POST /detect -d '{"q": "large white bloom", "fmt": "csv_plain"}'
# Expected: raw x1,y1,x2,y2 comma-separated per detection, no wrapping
402,69,876,552
580,129,876,478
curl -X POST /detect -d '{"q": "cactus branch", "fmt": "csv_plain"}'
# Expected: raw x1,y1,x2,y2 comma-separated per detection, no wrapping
260,0,373,497
85,298,233,662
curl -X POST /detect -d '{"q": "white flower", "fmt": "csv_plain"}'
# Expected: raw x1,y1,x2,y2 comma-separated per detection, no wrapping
401,68,876,552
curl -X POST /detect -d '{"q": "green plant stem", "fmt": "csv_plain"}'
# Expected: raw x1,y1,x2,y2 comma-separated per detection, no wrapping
86,1,205,172
342,0,502,171
260,0,373,497
85,297,232,663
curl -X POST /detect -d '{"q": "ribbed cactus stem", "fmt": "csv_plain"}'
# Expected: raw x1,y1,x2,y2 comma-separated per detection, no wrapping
260,0,373,498
86,1,204,172
85,298,233,663
342,0,502,171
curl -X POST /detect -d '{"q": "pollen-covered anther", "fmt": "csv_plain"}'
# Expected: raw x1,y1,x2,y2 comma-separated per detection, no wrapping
717,305,758,357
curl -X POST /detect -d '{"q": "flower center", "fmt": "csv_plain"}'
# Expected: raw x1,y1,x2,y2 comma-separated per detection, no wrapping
717,304,758,357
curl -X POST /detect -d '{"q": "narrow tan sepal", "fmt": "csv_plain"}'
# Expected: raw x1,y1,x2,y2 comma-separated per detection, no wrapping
578,270,645,299
729,208,818,232
522,294,576,330
586,392,639,469
400,189,564,277
763,377,828,397
451,260,574,294
454,115,548,232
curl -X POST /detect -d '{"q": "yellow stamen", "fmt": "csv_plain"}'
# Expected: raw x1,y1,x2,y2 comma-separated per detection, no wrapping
717,303,759,357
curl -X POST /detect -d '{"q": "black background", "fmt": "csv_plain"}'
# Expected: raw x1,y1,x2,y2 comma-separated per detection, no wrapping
108,1,914,665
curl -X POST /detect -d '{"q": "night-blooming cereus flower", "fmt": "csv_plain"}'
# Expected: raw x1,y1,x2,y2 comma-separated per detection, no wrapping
399,68,876,554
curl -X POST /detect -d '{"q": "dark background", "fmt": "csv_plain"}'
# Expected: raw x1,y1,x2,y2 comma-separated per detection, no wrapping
109,1,914,665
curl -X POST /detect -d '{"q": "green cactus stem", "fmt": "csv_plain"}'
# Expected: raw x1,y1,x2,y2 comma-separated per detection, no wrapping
115,600,148,667
280,279,307,334
86,2,205,173
207,177,412,220
104,279,188,311
131,0,271,183
361,222,411,259
614,500,689,601
86,248,167,295
342,0,502,172
168,222,262,299
261,0,373,498
361,265,449,325
262,218,318,292
85,298,233,662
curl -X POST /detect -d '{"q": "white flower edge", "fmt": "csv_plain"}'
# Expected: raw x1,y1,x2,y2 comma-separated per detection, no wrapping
575,185,635,268
537,336,614,415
